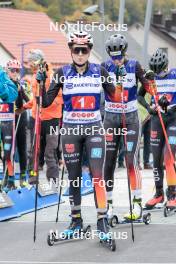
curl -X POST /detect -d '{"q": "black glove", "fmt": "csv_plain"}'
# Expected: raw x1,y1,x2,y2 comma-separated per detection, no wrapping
145,70,155,80
167,106,176,115
158,94,170,112
146,104,157,115
118,65,127,77
36,70,47,83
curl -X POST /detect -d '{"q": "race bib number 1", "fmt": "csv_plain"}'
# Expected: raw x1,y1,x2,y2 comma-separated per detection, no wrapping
71,96,95,110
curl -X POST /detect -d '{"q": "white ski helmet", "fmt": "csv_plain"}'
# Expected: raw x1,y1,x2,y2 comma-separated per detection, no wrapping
68,31,93,49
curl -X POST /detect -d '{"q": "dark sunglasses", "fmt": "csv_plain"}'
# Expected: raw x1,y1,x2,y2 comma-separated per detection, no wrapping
9,68,20,73
72,47,90,55
111,55,124,61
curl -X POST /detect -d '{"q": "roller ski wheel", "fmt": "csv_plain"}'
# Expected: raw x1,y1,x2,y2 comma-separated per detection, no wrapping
142,213,151,225
99,236,116,252
47,230,57,246
164,203,176,217
97,217,116,251
108,215,118,228
83,225,91,238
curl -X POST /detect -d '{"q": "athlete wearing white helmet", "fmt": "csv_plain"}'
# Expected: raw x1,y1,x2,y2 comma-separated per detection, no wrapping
37,31,119,246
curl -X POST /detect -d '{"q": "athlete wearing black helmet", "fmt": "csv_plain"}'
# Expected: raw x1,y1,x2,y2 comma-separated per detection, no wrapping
102,34,148,221
138,49,176,209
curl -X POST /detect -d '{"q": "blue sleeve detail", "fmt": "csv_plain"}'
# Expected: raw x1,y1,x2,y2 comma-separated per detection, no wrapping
0,70,18,103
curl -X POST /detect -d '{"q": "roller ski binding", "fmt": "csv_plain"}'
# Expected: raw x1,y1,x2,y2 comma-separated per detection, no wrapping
97,217,116,251
164,186,176,217
144,188,164,211
2,181,16,193
123,198,151,225
47,216,91,246
107,203,118,228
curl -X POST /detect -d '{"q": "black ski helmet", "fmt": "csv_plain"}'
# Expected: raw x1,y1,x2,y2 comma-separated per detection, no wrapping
149,49,168,74
105,34,128,56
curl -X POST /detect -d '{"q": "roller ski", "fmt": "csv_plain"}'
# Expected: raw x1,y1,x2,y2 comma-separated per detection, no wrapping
121,198,151,225
47,216,91,246
143,188,164,211
164,186,176,217
96,217,116,251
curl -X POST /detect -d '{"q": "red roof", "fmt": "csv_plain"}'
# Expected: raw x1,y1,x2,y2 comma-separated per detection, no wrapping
0,8,72,66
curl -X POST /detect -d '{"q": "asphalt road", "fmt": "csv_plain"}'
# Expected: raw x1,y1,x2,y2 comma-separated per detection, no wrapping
0,168,176,264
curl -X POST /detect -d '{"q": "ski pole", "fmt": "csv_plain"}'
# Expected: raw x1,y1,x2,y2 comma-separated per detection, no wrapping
33,79,42,243
119,74,135,242
56,164,65,223
55,117,65,223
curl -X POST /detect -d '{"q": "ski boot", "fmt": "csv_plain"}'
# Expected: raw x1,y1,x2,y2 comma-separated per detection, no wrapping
20,173,28,188
144,188,164,210
107,203,118,228
97,217,116,251
47,215,91,246
123,198,151,225
28,170,38,185
164,186,176,217
3,179,16,193
124,198,142,221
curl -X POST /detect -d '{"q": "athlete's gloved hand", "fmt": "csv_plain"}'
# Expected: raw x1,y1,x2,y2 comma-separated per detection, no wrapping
146,104,157,115
145,70,155,80
118,65,127,77
167,106,176,115
36,70,47,83
158,94,170,111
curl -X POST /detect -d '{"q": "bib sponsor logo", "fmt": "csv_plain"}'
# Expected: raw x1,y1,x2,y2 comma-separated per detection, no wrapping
71,112,95,118
108,103,127,109
0,104,10,112
65,144,75,153
65,83,73,89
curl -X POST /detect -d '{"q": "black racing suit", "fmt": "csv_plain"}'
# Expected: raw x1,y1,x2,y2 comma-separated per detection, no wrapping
42,63,115,218
102,60,147,203
15,82,30,175
138,85,176,194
